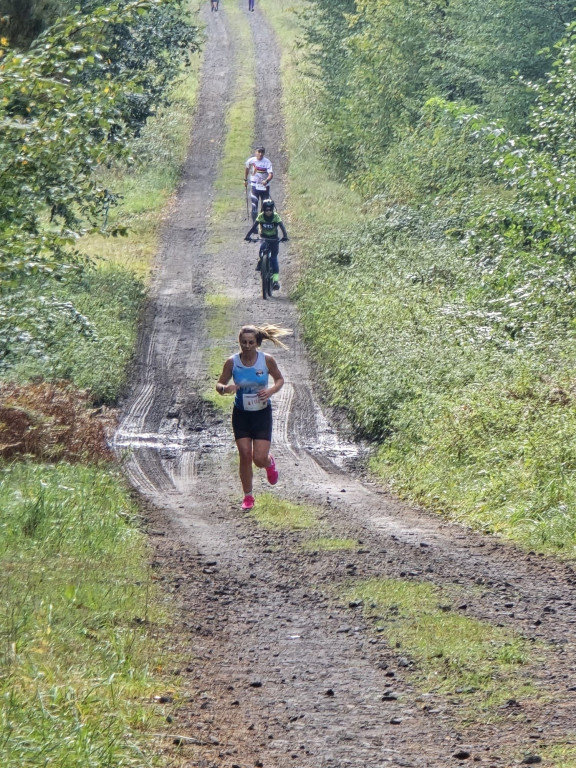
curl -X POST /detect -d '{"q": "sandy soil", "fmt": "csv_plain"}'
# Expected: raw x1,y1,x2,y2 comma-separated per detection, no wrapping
115,2,576,766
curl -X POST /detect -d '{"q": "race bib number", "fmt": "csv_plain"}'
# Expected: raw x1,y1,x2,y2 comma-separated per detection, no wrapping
242,392,267,411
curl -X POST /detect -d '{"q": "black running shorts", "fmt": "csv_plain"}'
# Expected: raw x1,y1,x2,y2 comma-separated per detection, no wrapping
232,405,272,441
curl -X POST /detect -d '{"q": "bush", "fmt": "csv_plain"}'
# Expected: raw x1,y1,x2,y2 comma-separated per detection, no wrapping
0,381,115,462
1,265,146,403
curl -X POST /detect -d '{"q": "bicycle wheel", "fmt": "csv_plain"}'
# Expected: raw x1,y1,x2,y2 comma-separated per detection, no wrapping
265,247,274,297
261,250,272,299
266,265,273,297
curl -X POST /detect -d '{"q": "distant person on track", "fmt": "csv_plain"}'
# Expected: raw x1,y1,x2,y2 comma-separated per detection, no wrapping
211,0,218,10
248,0,255,10
244,199,288,291
216,324,292,511
245,146,273,222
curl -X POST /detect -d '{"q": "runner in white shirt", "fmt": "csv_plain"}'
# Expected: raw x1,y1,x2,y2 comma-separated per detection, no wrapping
244,146,273,222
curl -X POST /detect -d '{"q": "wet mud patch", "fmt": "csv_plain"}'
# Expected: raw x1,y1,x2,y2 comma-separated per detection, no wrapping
179,393,225,432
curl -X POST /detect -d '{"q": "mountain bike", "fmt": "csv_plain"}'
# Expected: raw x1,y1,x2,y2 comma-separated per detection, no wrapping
247,237,283,299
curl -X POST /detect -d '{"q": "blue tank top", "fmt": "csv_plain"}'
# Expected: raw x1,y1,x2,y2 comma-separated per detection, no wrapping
232,350,270,411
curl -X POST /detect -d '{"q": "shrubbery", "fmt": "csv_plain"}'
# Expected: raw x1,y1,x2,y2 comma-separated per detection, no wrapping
1,266,146,402
0,380,115,461
0,0,198,382
294,9,576,552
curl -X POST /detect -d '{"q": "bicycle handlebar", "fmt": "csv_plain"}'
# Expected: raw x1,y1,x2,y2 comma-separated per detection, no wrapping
245,237,288,243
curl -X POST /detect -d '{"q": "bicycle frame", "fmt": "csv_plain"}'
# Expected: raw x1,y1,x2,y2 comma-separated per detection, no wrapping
247,238,281,300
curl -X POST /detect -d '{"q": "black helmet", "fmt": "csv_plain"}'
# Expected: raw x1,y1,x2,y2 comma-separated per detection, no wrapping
262,199,275,212
255,145,265,152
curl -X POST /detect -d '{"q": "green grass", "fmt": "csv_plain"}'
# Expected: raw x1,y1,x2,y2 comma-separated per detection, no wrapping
537,744,576,767
0,461,171,767
373,365,576,555
206,346,234,412
249,494,318,530
205,293,235,339
302,537,358,551
345,578,536,715
204,294,236,410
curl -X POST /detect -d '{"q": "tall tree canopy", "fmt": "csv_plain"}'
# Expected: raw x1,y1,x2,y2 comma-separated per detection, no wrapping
0,0,199,293
0,1,76,47
304,0,576,184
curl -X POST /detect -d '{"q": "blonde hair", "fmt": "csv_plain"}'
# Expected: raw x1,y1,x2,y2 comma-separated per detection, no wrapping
239,324,292,349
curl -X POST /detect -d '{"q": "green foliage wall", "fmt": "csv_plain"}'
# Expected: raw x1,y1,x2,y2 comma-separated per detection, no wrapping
0,0,199,380
0,0,76,47
304,0,576,187
295,2,576,550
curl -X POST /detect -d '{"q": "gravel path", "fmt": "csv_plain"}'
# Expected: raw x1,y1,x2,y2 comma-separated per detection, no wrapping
115,3,576,766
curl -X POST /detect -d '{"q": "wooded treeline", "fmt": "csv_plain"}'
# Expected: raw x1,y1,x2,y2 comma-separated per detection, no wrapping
296,0,576,549
304,0,576,187
0,0,198,376
0,1,76,47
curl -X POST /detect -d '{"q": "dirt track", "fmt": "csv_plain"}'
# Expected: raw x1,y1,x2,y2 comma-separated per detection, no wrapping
115,3,576,766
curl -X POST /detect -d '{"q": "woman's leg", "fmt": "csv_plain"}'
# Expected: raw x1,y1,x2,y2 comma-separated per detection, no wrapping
253,439,278,484
236,437,254,494
252,439,272,469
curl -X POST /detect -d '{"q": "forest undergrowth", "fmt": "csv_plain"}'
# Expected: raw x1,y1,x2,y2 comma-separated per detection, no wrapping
263,0,576,557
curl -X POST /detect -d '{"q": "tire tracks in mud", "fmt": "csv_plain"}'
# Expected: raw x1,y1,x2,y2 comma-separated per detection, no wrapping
116,3,576,767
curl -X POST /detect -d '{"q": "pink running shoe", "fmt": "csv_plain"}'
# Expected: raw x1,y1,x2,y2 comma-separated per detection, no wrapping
266,456,279,485
241,494,255,510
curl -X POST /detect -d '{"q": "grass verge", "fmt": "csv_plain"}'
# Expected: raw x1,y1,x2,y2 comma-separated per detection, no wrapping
0,461,171,767
302,537,358,551
345,578,537,716
250,493,318,530
209,2,255,234
372,364,576,556
204,295,236,412
537,745,576,767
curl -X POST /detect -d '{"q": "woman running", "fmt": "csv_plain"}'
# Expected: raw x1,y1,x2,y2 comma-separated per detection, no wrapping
216,324,292,510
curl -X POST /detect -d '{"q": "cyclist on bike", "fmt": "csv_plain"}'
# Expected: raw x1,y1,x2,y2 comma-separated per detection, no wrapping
244,146,273,222
244,199,288,291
